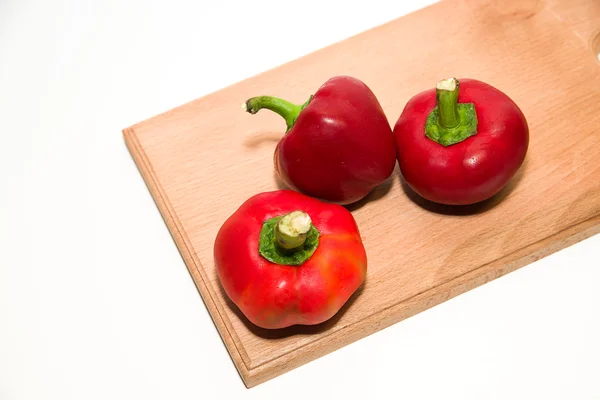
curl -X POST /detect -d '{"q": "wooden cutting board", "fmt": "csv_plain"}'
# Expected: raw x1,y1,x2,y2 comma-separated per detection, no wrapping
123,0,600,388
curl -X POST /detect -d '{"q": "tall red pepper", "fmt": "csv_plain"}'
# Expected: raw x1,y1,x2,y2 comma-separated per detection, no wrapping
214,190,367,329
394,78,529,205
244,76,397,205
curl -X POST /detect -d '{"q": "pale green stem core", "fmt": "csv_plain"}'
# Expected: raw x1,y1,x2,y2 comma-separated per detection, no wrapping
258,211,321,266
274,211,312,250
244,95,313,132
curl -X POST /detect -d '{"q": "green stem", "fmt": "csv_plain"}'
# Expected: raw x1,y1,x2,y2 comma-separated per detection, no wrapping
436,78,460,128
244,95,313,132
274,211,311,250
424,77,479,147
258,211,320,266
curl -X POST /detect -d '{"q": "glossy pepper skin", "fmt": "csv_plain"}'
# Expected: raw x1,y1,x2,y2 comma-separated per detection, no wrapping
214,190,367,329
394,78,529,205
245,76,397,205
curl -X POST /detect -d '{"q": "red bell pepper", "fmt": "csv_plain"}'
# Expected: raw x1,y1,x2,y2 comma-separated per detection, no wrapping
214,190,367,329
394,78,529,205
244,76,397,205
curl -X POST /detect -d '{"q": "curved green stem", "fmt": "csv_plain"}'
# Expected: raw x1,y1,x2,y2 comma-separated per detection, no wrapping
244,95,313,132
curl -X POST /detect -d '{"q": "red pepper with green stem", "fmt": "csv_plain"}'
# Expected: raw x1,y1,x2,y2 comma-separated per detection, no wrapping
244,76,397,205
394,77,529,205
214,190,367,329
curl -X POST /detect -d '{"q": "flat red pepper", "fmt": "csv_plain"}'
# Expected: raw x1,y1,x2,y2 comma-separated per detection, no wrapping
394,78,529,205
244,76,397,205
214,190,367,329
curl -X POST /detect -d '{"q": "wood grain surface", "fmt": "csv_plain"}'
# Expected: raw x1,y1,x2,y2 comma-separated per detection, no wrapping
123,0,600,388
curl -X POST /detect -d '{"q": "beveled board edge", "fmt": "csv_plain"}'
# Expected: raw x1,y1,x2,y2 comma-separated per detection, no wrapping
122,128,253,386
123,125,600,388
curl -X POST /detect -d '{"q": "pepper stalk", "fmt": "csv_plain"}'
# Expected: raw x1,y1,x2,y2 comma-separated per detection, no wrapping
258,210,320,266
243,95,313,132
425,77,478,147
273,211,311,250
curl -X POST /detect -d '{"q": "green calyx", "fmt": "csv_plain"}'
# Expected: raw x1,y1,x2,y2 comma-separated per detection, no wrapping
425,77,478,147
244,95,313,132
258,211,320,266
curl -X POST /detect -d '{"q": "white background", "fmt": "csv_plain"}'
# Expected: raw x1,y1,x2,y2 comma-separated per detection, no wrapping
1,0,599,399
